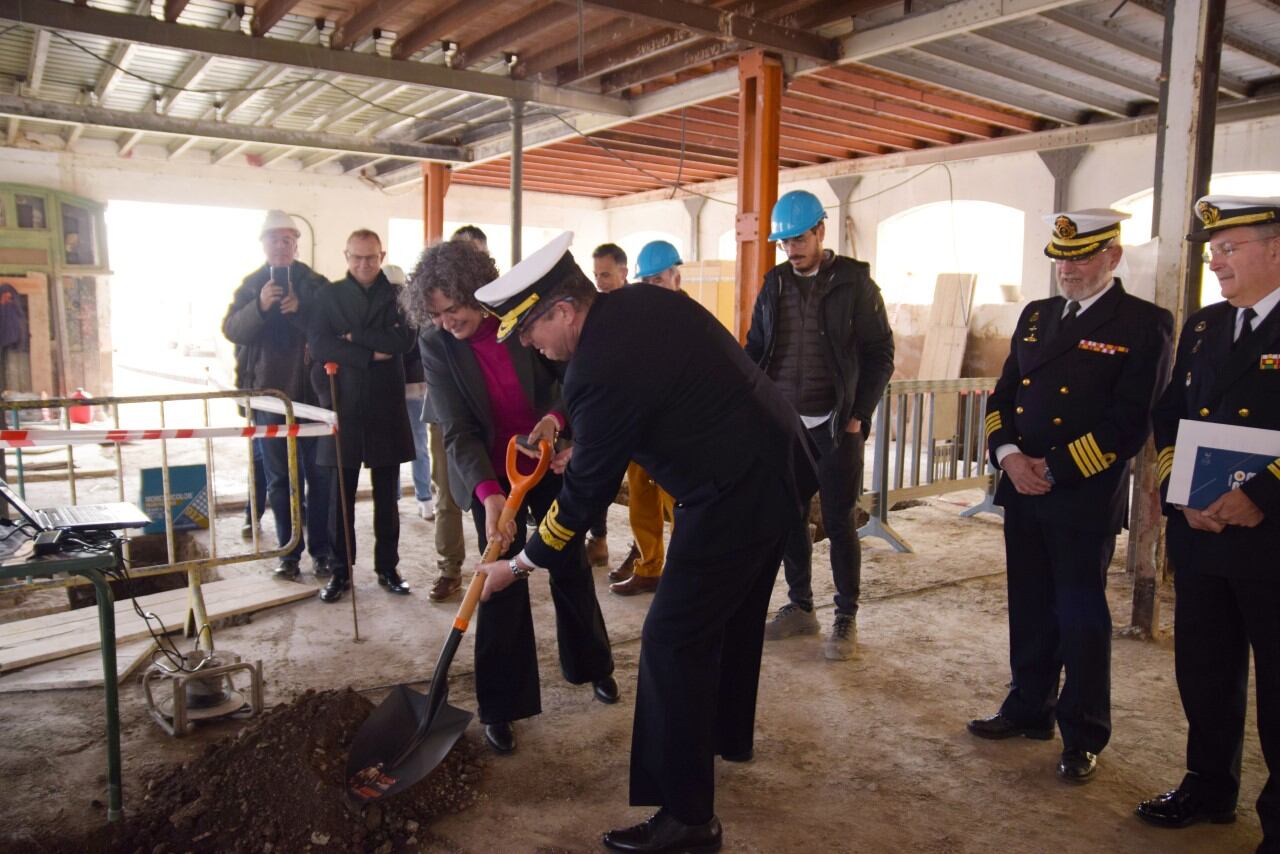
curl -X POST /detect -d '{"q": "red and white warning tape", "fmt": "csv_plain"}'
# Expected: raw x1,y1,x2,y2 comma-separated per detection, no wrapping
0,421,333,448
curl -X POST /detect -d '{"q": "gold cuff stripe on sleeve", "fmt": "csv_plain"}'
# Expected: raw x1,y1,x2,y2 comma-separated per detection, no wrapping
1269,459,1280,480
536,501,573,551
1068,441,1093,477
1085,433,1117,472
1074,436,1105,475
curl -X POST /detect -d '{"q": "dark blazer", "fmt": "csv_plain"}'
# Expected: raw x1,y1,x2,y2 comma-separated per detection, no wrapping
420,322,565,511
524,285,819,570
986,280,1174,534
1154,298,1280,578
307,272,416,468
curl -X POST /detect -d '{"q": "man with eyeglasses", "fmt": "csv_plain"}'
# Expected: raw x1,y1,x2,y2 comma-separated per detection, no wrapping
308,228,416,602
971,210,1173,785
1138,196,1280,851
473,232,817,852
745,189,895,662
222,209,335,581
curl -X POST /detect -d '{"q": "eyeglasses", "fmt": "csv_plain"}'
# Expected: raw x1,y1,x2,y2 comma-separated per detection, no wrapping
344,253,382,264
1202,236,1276,262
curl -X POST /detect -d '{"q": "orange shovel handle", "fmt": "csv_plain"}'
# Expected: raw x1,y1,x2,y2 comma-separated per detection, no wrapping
453,435,554,631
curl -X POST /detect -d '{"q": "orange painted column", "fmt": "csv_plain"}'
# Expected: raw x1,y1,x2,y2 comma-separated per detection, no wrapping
422,162,451,244
733,50,782,344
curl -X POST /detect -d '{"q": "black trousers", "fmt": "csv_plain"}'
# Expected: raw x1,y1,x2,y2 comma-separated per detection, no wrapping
629,466,792,826
329,464,400,578
470,473,613,725
781,427,863,616
1171,567,1280,845
998,497,1114,754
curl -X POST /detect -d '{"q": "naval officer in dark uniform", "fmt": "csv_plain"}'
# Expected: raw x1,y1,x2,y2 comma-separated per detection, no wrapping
1137,196,1280,854
471,232,817,854
969,210,1174,783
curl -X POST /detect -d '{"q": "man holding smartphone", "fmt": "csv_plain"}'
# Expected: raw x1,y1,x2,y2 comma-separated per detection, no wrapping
222,209,335,580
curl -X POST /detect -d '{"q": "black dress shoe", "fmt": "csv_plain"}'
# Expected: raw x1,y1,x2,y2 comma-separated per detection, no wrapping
593,675,620,704
273,559,300,580
319,576,349,603
602,809,722,853
377,570,411,595
484,721,515,754
967,712,1054,741
1136,788,1236,828
1057,748,1097,782
313,556,333,578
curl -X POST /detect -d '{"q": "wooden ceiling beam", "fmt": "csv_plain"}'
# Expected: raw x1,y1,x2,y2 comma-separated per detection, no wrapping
784,80,960,144
249,0,300,38
392,0,490,60
331,0,417,51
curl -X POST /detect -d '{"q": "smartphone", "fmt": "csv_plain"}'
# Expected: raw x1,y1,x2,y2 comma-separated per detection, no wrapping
270,266,292,295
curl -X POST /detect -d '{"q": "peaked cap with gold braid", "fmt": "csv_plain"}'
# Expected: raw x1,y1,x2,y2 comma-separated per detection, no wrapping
1043,209,1130,259
1186,195,1280,242
475,231,582,341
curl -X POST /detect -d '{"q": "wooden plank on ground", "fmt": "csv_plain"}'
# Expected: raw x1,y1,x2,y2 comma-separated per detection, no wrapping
0,576,313,672
0,638,156,692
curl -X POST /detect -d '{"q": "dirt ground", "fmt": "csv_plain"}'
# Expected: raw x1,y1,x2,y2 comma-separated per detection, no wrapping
0,489,1267,853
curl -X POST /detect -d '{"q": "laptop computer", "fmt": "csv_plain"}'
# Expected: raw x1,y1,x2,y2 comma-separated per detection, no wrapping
0,478,151,532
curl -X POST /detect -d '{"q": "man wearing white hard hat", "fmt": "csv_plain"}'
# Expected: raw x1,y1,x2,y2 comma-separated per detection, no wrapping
971,210,1173,785
473,231,817,853
222,209,335,580
745,189,895,662
1138,196,1280,851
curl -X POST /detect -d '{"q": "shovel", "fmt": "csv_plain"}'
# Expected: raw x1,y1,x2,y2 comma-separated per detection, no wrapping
345,434,553,802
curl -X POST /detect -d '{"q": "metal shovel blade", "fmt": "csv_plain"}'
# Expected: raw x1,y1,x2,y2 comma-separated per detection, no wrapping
346,682,473,803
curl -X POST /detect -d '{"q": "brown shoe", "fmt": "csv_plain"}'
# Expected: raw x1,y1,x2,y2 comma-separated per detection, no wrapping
608,542,640,583
610,572,659,596
585,535,610,567
428,575,462,602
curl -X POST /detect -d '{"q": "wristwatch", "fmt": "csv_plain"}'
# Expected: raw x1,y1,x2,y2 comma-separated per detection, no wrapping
508,557,531,581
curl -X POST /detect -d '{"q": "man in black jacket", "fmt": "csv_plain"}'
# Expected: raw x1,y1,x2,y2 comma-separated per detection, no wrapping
309,229,416,602
221,209,334,579
971,210,1173,784
745,189,895,661
1137,196,1280,851
473,232,817,853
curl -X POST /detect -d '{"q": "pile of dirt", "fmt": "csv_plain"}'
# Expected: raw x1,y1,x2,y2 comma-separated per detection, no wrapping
56,689,483,854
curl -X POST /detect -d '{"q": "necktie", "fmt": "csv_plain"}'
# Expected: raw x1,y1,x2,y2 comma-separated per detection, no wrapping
1234,307,1257,350
1063,300,1080,324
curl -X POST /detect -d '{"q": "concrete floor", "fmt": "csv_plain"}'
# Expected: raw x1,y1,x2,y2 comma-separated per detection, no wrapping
0,490,1267,853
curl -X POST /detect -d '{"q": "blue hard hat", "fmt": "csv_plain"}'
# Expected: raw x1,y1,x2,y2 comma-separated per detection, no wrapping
635,240,683,279
768,190,827,241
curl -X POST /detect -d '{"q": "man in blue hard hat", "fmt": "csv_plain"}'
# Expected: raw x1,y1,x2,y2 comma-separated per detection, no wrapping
745,189,895,661
635,240,683,291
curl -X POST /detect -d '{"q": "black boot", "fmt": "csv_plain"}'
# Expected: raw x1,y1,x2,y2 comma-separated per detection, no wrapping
377,568,411,595
320,567,350,603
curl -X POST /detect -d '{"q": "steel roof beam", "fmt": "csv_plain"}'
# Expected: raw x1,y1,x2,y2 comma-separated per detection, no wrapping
307,81,403,131
0,0,630,116
816,65,1041,132
561,0,840,62
25,29,49,94
976,26,1160,99
917,41,1132,117
163,0,190,23
91,0,153,105
0,92,469,160
1126,0,1280,70
167,135,198,158
159,9,244,114
861,53,1084,124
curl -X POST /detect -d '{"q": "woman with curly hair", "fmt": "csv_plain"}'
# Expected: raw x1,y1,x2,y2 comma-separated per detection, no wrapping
402,238,618,755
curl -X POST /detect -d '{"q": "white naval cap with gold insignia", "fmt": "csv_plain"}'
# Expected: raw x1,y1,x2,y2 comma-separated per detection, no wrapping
475,231,580,341
1043,209,1130,259
1187,195,1280,241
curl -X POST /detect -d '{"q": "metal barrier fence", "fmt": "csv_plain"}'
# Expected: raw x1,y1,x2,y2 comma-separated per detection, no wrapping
857,376,1002,553
0,389,307,647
